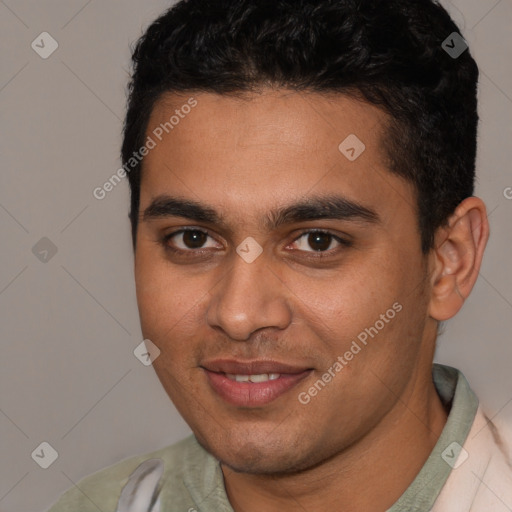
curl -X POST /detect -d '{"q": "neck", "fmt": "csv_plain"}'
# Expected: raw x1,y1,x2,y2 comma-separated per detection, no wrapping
221,366,448,512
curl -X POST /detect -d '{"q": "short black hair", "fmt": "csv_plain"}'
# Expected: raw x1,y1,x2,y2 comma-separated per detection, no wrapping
122,0,479,253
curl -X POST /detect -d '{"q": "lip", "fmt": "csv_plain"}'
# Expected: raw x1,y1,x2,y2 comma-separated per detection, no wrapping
201,359,313,407
201,359,311,375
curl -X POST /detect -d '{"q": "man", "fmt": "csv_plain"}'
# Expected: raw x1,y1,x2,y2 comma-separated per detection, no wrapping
49,0,512,510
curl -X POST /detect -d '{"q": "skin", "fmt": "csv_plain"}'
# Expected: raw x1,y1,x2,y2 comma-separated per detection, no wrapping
134,89,489,511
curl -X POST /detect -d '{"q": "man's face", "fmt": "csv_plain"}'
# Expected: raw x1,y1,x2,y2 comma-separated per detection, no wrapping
134,90,437,474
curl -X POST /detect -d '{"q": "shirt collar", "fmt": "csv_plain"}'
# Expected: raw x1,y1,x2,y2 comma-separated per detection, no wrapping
387,363,479,511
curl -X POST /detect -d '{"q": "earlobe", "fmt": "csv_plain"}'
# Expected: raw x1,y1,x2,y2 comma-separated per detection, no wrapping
428,197,489,321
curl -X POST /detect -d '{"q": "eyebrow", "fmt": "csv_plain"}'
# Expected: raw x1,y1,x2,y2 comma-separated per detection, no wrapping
141,194,380,231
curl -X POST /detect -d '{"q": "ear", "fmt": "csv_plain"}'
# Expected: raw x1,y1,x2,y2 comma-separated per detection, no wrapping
428,197,490,321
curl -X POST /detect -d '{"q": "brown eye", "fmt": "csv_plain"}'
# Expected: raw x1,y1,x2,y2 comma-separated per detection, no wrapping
163,229,220,252
292,231,343,253
181,230,208,249
307,232,333,251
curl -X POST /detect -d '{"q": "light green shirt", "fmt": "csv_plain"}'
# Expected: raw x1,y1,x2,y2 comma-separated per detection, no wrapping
48,363,478,512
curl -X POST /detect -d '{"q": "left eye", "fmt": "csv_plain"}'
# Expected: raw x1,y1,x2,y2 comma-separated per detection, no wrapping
291,231,344,252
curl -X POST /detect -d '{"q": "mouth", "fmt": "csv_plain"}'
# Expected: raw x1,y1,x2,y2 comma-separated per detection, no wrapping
201,359,313,407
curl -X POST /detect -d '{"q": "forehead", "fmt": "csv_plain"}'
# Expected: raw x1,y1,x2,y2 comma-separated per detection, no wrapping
140,89,415,226
146,89,386,157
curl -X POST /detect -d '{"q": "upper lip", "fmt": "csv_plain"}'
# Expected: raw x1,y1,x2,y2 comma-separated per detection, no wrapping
201,359,312,375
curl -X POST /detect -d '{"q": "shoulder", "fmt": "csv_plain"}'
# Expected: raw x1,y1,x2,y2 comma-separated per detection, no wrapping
47,434,202,512
433,405,512,511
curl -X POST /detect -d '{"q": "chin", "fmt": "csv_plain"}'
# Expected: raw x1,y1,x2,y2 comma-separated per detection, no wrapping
194,428,321,476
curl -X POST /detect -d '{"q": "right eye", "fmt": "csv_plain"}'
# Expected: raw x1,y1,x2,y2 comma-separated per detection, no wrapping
161,228,222,253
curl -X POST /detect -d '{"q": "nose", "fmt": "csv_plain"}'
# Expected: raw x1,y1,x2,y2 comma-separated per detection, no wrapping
206,252,292,341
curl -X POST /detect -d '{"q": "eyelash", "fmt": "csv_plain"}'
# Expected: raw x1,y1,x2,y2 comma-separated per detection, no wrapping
159,227,352,259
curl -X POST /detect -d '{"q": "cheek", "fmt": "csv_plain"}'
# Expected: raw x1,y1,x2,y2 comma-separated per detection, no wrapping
134,255,206,401
285,259,402,345
134,250,201,343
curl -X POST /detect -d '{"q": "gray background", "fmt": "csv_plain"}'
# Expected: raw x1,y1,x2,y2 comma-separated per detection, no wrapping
0,1,511,511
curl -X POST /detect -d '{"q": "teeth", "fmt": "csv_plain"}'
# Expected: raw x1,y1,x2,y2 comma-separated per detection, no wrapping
225,373,281,383
249,374,272,383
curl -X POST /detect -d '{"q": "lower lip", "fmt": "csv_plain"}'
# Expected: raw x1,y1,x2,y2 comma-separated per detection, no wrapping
204,369,311,407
